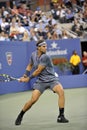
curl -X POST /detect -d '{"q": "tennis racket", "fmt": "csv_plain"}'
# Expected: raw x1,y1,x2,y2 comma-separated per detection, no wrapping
0,74,20,82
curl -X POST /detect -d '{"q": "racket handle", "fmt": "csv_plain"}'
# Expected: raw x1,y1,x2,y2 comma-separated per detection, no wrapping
17,78,20,81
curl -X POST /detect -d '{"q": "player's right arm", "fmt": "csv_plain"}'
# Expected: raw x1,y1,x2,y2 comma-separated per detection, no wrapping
23,63,33,77
26,63,33,72
24,53,34,78
19,63,33,82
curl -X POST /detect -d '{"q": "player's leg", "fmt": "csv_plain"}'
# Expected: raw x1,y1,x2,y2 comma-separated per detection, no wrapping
52,83,69,123
22,89,41,112
15,89,41,125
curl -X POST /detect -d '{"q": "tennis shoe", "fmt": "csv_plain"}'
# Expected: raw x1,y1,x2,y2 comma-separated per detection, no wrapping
57,115,69,123
15,114,23,125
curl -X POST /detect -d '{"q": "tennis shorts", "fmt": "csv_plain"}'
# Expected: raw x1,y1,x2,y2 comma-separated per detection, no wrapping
33,79,60,93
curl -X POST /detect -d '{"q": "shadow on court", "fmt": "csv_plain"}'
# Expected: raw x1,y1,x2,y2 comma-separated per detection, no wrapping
0,88,87,130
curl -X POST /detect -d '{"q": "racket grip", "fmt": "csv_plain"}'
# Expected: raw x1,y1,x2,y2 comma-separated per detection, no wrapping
17,78,20,81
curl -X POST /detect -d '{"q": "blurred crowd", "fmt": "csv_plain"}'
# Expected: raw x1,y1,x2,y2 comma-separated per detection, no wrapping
0,0,87,42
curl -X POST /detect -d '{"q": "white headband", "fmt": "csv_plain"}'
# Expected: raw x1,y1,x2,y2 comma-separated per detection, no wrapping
38,42,47,47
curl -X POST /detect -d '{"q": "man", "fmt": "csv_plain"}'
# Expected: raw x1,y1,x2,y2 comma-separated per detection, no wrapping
69,50,81,75
82,51,87,74
15,40,69,125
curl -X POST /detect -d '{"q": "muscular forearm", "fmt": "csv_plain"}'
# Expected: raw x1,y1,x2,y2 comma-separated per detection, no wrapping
26,64,33,71
31,69,41,77
24,64,33,77
30,65,45,78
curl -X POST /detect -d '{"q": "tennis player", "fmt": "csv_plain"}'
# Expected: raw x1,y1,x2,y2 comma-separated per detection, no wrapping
15,40,69,125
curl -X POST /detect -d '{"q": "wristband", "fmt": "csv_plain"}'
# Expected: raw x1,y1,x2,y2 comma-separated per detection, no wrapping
29,75,34,80
24,70,30,77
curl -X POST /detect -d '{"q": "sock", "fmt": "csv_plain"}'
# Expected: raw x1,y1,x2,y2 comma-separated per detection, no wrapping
59,108,64,116
19,110,25,118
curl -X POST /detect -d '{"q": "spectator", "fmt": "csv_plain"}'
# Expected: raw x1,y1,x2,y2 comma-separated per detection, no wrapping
50,0,58,9
47,31,52,39
77,0,85,7
52,31,59,40
22,16,29,26
11,5,19,16
83,7,87,22
22,30,30,42
63,0,72,8
62,30,69,39
1,6,9,17
0,31,5,41
9,21,19,41
17,21,26,34
65,9,74,23
4,13,12,24
53,24,62,37
0,17,9,32
71,18,83,36
48,14,57,26
69,50,81,75
35,20,45,30
0,12,2,24
58,6,66,23
0,0,86,41
29,27,38,41
34,7,42,23
4,32,10,41
17,21,27,41
18,3,28,16
28,16,35,28
41,12,48,24
82,51,87,74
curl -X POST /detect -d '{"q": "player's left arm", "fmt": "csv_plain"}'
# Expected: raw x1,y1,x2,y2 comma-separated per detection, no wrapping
32,64,45,77
20,64,45,82
20,54,47,82
31,54,48,78
29,54,48,79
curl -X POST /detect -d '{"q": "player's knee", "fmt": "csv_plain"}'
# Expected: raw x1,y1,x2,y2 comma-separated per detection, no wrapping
59,84,64,96
57,87,64,97
59,89,64,97
54,84,64,97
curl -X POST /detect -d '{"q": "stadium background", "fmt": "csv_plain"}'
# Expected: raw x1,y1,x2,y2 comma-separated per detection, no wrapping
0,0,87,94
0,1,87,130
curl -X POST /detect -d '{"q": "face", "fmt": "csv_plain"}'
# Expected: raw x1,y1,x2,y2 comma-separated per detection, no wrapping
73,51,77,55
38,44,47,54
83,51,87,57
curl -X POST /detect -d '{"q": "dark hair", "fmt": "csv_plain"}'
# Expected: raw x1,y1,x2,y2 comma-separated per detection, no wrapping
36,39,45,46
73,50,77,54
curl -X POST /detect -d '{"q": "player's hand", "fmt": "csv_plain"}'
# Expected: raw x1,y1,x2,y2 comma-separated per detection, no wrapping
19,77,30,82
23,74,28,78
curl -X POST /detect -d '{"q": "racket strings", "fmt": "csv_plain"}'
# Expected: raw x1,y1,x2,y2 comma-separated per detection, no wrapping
0,74,15,82
0,74,20,82
0,76,10,82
